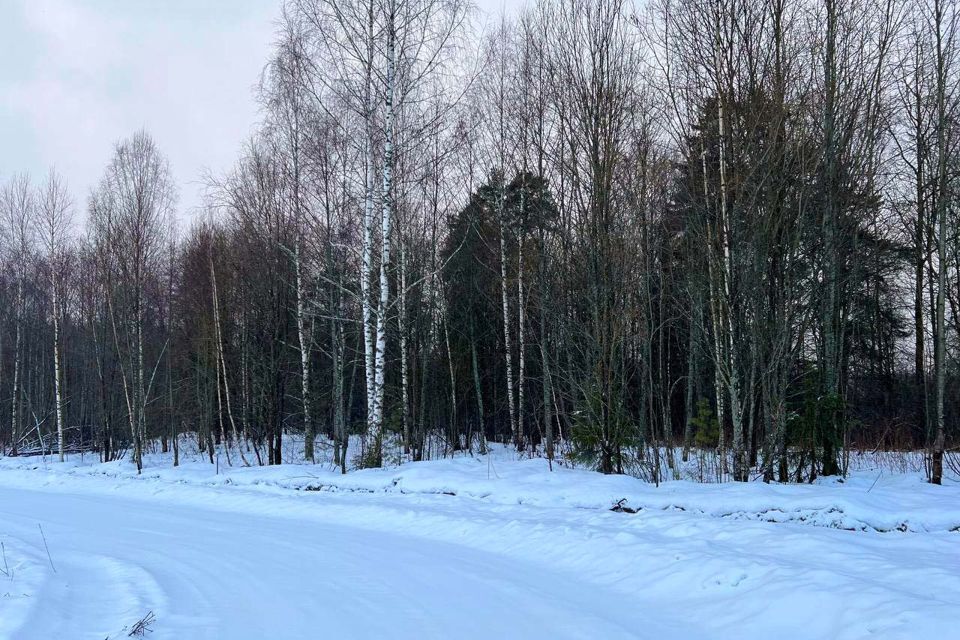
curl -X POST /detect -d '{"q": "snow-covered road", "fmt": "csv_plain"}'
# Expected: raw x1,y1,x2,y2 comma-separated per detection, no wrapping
0,485,665,640
1,452,957,639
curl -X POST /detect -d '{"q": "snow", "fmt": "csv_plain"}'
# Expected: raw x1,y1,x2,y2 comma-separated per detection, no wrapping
1,444,958,639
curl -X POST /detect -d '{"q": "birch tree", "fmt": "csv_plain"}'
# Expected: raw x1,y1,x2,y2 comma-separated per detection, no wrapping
90,131,175,472
37,170,73,461
265,8,318,462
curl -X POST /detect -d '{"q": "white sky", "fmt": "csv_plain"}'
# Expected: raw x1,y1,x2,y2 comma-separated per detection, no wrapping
0,0,522,221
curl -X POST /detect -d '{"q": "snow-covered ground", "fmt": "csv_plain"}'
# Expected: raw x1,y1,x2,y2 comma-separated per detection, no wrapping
0,444,957,639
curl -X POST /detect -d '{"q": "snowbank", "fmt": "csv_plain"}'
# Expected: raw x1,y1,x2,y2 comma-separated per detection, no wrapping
2,445,957,533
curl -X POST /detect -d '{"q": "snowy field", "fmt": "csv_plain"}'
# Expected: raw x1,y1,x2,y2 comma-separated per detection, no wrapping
0,443,958,639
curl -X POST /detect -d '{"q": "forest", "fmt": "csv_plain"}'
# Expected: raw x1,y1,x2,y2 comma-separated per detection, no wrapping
1,0,958,485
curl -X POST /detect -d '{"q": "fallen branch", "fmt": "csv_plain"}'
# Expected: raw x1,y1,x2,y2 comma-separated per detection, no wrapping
128,611,156,637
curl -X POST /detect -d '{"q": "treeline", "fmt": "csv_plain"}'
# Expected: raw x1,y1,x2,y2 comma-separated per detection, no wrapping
1,0,958,482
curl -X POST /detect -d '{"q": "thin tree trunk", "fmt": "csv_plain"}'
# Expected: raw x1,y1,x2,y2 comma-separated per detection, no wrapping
470,318,486,451
517,228,527,450
399,241,411,454
499,199,518,445
931,0,949,485
10,278,22,455
683,298,698,462
211,251,247,466
295,243,314,462
52,281,65,462
540,294,554,465
442,307,458,451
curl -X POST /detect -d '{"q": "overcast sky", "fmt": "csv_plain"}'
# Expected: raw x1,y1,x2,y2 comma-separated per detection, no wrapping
0,0,521,221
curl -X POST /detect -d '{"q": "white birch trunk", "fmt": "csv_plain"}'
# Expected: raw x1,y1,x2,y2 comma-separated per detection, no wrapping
136,285,146,472
295,243,314,462
361,4,377,452
368,3,397,465
499,198,518,446
399,241,411,453
53,281,65,462
517,229,527,451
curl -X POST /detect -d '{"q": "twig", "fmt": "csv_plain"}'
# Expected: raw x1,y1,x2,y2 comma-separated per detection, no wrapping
1,541,9,578
38,524,56,574
867,470,883,493
128,611,156,637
